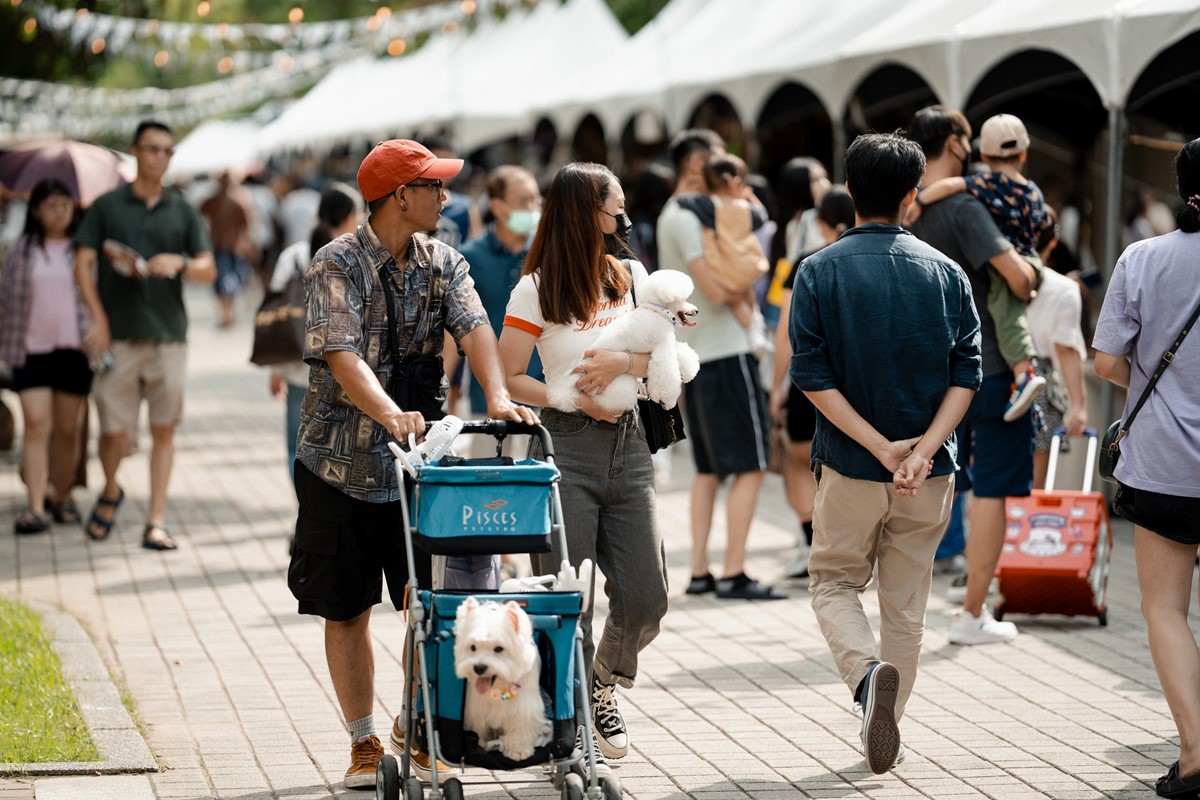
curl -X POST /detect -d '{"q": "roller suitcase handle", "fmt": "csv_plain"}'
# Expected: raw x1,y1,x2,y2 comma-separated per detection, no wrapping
1045,426,1098,493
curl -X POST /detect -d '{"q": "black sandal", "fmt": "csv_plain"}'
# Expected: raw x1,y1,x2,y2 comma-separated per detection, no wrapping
142,523,178,551
14,510,49,535
85,488,125,541
50,498,81,524
1157,760,1200,798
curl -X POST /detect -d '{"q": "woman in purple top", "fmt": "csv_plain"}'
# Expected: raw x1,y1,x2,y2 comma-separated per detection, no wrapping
1093,137,1200,799
0,179,93,534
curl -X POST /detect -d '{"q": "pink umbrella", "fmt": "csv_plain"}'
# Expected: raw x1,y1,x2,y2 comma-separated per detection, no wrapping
0,140,135,207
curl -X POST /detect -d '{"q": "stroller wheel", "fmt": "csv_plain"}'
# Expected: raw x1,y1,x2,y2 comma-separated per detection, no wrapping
376,754,400,800
403,776,423,800
441,778,464,800
600,774,623,799
561,772,584,800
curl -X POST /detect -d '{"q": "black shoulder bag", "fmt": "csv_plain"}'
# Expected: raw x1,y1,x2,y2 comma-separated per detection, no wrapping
375,259,449,421
625,261,687,454
1099,296,1200,482
250,259,306,366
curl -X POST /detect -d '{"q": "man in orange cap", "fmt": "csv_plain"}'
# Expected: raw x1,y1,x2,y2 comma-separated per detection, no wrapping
287,139,538,788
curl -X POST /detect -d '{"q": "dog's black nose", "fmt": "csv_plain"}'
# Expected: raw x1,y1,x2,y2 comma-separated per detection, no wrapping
473,663,487,675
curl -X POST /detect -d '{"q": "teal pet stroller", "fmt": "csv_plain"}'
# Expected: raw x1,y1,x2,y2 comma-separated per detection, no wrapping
377,419,620,800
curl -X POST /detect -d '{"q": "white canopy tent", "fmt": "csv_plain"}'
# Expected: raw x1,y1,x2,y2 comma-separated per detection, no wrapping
167,118,262,180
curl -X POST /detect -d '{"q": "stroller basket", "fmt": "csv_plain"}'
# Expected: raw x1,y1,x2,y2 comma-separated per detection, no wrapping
412,459,559,556
414,590,582,769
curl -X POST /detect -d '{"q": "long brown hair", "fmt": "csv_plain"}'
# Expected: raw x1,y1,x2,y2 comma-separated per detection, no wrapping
523,162,630,324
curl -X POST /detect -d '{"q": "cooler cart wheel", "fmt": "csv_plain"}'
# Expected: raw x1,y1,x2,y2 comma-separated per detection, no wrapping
376,754,400,800
600,774,622,799
993,605,1004,622
562,772,584,800
403,776,424,800
1098,608,1108,627
441,777,464,800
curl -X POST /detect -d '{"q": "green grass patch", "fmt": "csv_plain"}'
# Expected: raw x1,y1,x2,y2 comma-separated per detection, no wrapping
0,598,98,763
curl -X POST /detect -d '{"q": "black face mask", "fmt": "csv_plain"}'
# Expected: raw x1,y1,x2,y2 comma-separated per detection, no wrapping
612,211,633,242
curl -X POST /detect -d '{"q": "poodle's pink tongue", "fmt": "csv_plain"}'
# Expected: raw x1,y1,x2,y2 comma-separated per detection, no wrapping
474,676,493,695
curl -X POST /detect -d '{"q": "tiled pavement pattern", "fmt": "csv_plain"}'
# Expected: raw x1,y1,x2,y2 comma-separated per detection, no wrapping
1,285,1194,799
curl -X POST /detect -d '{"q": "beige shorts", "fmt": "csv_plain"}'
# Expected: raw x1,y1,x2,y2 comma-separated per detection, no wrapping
93,340,188,434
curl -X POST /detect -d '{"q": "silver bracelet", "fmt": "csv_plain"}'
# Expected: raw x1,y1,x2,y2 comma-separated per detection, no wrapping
623,352,633,374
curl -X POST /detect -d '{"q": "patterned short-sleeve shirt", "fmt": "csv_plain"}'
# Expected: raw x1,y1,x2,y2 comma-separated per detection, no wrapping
963,172,1050,257
296,221,488,502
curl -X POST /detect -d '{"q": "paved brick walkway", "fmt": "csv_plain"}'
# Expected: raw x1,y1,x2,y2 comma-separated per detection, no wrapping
0,285,1191,798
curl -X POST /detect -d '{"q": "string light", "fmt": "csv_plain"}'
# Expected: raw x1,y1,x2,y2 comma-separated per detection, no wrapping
21,17,36,35
154,49,169,67
196,1,210,17
91,37,105,54
460,0,476,13
387,38,406,56
288,7,303,24
277,54,294,71
441,20,459,34
217,55,233,73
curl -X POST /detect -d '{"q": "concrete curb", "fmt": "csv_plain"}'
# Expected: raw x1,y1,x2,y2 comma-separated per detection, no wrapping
0,601,157,776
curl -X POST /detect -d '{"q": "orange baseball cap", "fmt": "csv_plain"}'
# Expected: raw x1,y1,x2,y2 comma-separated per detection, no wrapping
356,139,463,202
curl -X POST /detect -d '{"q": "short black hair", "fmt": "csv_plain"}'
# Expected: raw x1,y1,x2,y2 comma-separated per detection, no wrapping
905,105,969,160
133,120,173,146
668,128,724,171
1174,136,1200,234
844,132,925,220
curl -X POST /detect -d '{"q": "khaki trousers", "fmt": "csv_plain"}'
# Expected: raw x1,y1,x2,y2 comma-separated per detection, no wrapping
810,464,954,720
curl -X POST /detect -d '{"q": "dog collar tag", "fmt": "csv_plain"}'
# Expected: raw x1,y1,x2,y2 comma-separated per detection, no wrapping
642,302,681,327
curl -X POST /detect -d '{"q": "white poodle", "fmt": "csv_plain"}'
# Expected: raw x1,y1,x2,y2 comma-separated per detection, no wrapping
547,269,700,414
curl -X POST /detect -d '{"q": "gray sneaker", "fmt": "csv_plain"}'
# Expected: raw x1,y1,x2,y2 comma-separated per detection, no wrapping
858,661,900,774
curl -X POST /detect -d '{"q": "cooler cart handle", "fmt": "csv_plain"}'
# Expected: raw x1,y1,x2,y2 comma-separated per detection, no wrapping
1046,426,1098,493
425,418,556,461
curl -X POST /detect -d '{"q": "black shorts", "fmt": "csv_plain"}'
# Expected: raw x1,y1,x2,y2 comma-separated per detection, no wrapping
289,461,433,621
785,384,816,443
1112,482,1200,546
12,349,93,395
683,352,769,479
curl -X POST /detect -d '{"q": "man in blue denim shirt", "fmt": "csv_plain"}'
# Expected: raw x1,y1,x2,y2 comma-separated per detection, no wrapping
789,133,981,775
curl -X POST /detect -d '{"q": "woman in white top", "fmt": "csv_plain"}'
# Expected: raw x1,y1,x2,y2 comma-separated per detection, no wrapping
267,182,362,485
499,162,668,766
0,179,91,534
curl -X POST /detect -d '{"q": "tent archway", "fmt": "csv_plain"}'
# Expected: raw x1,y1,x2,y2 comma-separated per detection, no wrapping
531,117,559,172
619,110,669,173
1126,30,1200,140
687,93,745,158
844,64,938,142
756,81,833,189
571,113,608,165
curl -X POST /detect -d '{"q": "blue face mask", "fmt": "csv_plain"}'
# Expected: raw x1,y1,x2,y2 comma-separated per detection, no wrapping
504,208,541,236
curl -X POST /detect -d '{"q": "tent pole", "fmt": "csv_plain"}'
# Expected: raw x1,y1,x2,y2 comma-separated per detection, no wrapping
831,120,847,184
1099,104,1126,491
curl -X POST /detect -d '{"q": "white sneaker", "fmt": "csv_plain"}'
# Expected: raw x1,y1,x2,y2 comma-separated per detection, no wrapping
945,575,998,602
947,607,1018,645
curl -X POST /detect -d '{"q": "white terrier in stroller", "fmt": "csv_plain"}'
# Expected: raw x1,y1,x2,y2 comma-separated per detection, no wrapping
454,597,552,761
547,268,701,414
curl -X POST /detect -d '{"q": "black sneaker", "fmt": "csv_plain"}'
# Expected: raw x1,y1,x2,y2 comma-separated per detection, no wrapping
591,674,628,759
858,661,900,774
685,573,716,594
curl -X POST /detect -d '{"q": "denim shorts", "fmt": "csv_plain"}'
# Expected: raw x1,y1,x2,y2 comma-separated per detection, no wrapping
955,373,1034,498
1112,482,1200,546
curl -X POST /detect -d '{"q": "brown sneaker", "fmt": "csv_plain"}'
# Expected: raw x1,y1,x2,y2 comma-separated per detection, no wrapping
389,715,460,781
344,735,384,790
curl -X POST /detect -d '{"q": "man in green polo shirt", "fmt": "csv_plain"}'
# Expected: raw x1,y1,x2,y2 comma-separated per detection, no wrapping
74,120,215,551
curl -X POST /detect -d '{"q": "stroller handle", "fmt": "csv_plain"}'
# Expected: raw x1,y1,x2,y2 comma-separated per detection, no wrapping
426,418,555,460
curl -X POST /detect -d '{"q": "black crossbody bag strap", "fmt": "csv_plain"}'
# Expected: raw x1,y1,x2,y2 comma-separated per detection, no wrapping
1112,296,1200,448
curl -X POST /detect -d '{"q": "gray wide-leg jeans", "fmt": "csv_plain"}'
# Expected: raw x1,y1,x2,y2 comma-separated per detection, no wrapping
530,408,669,689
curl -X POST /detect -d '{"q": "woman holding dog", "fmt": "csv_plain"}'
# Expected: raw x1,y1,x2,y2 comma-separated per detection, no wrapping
499,162,669,769
1093,137,1200,800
